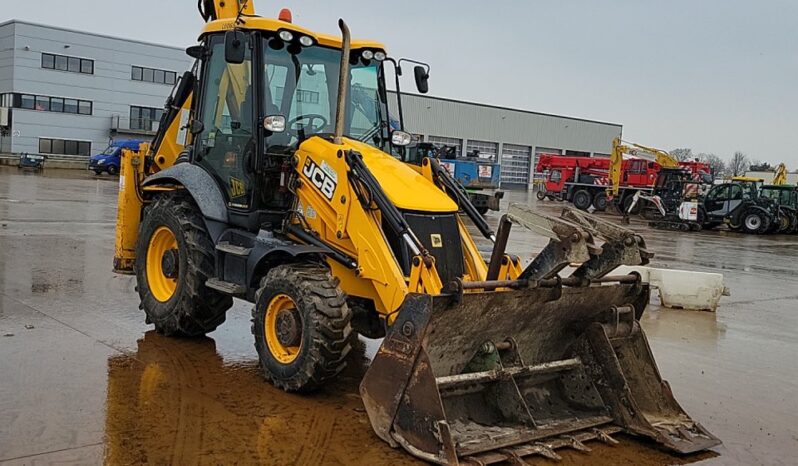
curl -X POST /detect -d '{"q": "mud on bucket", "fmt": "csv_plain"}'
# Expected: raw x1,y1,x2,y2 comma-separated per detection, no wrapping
360,280,720,465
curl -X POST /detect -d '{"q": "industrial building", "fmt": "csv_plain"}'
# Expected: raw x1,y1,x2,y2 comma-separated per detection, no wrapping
0,20,192,158
0,20,622,189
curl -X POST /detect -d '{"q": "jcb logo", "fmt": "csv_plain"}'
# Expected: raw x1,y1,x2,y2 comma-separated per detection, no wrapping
229,177,246,198
302,158,337,200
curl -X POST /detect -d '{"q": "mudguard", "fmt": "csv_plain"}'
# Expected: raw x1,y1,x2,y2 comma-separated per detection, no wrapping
143,163,228,223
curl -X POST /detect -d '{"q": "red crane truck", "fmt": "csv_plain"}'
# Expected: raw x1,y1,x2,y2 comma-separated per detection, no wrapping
536,154,710,212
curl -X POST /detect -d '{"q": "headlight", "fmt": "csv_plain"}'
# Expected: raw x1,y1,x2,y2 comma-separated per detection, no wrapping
279,30,294,42
299,35,314,47
361,50,374,60
391,130,412,147
373,51,386,61
263,115,286,133
97,160,105,165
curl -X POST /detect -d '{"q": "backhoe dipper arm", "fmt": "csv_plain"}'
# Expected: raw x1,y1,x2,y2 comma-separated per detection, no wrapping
773,163,788,185
199,0,255,22
608,137,678,198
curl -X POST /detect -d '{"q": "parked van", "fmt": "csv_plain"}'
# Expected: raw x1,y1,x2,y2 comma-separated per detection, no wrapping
88,140,145,175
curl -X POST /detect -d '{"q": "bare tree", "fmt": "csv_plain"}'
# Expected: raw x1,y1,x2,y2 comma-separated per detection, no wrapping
698,153,725,178
669,148,694,161
728,151,749,177
748,160,773,172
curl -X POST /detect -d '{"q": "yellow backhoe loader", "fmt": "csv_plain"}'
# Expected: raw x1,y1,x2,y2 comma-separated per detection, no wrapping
112,1,720,463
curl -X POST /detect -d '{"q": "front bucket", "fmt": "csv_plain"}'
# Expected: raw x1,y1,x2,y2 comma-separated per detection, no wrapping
360,280,720,465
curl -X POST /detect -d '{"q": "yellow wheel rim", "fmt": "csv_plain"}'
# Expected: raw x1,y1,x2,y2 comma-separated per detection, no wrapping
265,294,302,364
146,226,178,302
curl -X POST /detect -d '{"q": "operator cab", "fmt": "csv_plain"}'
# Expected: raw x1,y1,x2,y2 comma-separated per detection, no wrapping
187,23,428,230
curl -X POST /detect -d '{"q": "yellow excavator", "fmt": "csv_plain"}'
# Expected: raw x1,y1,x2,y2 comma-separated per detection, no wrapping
773,162,788,185
112,1,719,463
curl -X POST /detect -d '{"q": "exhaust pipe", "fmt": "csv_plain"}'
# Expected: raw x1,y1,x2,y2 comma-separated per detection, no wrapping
334,19,351,145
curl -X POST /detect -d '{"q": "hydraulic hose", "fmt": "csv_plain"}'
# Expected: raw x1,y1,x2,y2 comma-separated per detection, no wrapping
427,157,496,242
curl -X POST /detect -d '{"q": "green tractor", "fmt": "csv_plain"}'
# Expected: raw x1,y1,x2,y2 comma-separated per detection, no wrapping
759,184,798,234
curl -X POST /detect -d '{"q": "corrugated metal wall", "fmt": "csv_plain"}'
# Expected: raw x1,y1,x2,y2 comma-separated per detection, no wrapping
389,92,622,187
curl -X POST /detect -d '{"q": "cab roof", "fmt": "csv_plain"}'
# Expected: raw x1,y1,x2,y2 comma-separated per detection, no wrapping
201,17,386,51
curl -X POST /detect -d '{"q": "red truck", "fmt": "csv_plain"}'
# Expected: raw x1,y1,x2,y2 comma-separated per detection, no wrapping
536,154,710,212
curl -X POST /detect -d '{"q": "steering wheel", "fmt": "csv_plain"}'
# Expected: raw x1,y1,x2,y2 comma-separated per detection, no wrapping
286,114,329,140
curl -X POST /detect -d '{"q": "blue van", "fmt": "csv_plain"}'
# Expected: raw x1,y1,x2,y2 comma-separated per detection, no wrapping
88,140,145,175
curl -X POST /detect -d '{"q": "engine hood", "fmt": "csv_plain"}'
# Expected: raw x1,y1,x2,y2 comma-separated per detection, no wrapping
299,137,458,213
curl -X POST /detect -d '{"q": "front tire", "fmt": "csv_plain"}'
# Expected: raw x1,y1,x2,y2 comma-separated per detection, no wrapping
135,193,232,336
107,164,119,176
252,264,353,393
741,209,770,234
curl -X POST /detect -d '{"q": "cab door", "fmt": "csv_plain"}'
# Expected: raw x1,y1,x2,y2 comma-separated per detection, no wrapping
193,33,257,211
726,184,745,215
704,185,729,218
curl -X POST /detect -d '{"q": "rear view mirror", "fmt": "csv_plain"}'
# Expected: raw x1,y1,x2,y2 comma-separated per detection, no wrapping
225,30,246,64
413,65,429,94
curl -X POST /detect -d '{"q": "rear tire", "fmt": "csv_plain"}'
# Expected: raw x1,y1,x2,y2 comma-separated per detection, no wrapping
593,192,608,211
536,189,546,201
573,189,592,211
252,264,353,393
135,193,233,336
741,209,770,234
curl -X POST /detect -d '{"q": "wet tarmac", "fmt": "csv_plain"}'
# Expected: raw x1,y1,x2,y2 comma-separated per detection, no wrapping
0,166,796,465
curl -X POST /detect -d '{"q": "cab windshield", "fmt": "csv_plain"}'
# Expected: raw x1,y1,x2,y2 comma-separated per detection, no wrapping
101,145,118,155
263,40,388,149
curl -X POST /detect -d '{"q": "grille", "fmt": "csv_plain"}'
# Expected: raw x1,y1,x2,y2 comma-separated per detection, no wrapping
385,212,464,286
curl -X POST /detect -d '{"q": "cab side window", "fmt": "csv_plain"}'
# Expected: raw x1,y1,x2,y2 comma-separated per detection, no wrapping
195,35,256,209
707,186,728,201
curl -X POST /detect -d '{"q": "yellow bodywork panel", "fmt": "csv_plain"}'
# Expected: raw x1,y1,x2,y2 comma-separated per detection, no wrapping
345,139,458,213
292,136,411,314
113,147,148,274
153,94,192,171
201,17,385,52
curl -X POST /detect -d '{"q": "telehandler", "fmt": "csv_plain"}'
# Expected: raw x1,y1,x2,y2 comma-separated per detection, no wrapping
112,1,719,463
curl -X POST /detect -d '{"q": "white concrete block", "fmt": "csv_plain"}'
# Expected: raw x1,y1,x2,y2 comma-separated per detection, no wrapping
613,266,729,312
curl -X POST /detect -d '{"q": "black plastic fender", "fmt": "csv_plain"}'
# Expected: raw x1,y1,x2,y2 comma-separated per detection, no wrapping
244,232,327,301
142,163,228,223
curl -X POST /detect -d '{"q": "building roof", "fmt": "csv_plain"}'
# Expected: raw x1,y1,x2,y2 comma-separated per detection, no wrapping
392,91,622,128
0,19,187,52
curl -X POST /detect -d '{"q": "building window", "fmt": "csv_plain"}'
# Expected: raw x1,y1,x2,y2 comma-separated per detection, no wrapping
20,94,35,109
275,87,321,104
130,105,164,131
39,138,91,157
427,136,463,157
41,53,94,75
132,66,177,85
565,150,590,157
0,93,92,115
466,140,499,160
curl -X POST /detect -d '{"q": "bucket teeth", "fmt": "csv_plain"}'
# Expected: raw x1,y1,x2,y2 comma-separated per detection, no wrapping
561,435,592,452
531,443,562,461
592,428,620,445
499,449,532,466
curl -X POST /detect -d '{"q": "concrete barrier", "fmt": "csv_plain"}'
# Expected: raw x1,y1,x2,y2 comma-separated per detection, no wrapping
614,265,729,312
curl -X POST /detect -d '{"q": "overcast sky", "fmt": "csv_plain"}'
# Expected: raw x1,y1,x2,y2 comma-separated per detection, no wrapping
4,0,796,167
